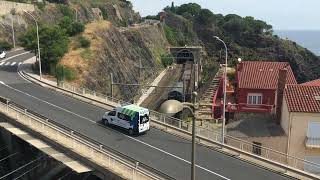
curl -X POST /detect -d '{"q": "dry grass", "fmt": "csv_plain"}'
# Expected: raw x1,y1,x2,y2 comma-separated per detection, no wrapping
59,20,111,85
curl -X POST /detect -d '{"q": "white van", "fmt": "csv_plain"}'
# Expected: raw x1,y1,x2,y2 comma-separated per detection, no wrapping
0,51,6,59
102,104,150,135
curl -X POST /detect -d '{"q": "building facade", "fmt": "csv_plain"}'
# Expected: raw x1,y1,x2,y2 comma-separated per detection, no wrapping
227,61,297,113
281,83,320,173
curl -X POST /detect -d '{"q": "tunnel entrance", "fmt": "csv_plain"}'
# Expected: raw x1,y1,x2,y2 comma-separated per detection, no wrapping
176,50,194,64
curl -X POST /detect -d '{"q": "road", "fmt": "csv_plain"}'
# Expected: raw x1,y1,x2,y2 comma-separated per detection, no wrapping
0,50,294,180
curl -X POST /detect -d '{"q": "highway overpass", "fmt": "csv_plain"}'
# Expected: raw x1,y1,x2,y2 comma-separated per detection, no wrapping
0,50,308,180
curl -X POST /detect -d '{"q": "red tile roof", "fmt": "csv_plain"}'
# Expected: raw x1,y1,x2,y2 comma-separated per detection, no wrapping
301,79,320,86
284,85,320,112
237,61,297,89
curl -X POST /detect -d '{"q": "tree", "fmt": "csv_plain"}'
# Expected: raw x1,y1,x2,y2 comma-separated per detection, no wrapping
19,25,69,73
176,3,201,17
59,16,84,36
197,9,215,25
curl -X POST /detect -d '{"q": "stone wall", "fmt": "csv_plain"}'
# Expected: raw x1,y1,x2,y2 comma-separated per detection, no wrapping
0,1,35,15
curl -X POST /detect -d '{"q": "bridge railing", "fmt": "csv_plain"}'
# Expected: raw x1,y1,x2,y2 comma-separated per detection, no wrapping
21,71,320,179
0,96,174,180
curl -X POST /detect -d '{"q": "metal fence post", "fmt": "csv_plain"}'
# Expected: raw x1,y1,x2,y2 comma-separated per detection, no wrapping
6,100,9,112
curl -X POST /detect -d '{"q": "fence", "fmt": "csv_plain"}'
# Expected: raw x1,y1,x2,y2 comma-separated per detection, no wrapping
0,96,173,180
22,71,320,179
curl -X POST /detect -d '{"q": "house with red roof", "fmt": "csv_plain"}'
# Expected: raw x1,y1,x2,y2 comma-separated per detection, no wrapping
281,83,320,172
227,61,297,114
301,79,320,86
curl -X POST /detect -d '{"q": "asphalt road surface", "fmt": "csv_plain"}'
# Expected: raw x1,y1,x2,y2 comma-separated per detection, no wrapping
0,50,294,180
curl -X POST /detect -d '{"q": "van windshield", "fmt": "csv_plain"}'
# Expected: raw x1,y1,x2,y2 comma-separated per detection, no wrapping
140,114,149,124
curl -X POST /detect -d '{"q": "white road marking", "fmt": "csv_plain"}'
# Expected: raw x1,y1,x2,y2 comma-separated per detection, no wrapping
4,62,10,66
18,62,22,65
0,62,4,66
0,82,95,124
11,62,16,66
0,81,231,180
125,135,231,180
0,52,30,62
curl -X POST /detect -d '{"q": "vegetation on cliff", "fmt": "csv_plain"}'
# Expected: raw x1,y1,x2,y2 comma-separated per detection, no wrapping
156,3,320,82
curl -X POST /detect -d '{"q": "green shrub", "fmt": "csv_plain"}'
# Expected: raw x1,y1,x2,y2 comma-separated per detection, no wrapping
59,16,85,36
57,4,74,19
164,25,178,45
56,65,77,81
161,53,174,67
0,41,13,50
99,6,108,20
78,36,90,48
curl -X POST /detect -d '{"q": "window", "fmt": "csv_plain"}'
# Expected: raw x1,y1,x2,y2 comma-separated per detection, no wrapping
117,113,131,122
247,93,263,105
140,114,149,124
108,111,116,116
306,122,320,148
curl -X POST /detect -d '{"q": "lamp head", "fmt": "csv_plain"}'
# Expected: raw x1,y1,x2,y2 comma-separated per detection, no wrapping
238,58,242,63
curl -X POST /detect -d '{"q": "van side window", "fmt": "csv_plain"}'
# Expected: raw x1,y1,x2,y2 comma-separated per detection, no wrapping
108,111,116,116
117,113,131,122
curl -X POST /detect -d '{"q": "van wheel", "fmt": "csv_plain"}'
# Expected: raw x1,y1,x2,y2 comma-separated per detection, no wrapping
104,119,109,126
128,129,134,136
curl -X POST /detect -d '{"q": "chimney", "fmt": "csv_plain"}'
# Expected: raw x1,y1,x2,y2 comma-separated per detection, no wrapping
276,68,288,124
237,61,243,72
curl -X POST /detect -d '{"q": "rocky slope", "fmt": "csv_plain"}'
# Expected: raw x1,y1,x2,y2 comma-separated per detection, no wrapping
61,21,168,100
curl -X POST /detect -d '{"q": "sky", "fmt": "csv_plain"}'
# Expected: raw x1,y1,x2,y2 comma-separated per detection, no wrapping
129,0,320,30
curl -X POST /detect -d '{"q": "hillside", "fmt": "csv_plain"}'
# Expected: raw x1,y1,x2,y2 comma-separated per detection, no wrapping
0,0,169,101
158,3,320,83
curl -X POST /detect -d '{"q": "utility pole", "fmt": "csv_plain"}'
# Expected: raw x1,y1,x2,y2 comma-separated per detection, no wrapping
110,73,113,98
191,91,197,180
10,8,16,49
24,10,42,80
214,36,228,145
139,59,142,84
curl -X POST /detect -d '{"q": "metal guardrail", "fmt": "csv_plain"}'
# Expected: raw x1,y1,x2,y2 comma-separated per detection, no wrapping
21,71,320,179
0,96,174,180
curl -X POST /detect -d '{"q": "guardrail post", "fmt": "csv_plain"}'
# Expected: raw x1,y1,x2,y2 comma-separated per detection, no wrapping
105,97,108,102
70,131,75,148
82,88,85,95
24,109,27,115
179,121,182,129
266,149,269,159
133,162,139,180
93,91,96,97
6,100,9,112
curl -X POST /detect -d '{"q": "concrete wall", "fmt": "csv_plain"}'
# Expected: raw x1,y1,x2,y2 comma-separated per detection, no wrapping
288,112,320,159
280,96,290,135
245,136,287,153
0,1,35,15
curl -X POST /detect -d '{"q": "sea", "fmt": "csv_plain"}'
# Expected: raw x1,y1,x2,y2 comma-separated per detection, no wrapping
274,30,320,56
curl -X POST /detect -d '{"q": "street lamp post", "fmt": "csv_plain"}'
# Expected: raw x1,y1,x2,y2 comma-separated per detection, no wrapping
10,9,16,49
214,36,228,145
24,10,42,80
182,91,198,180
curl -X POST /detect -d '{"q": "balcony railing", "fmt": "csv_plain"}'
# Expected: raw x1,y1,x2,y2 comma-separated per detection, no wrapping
227,103,274,113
